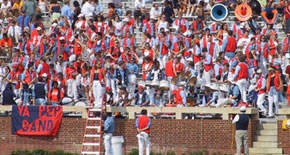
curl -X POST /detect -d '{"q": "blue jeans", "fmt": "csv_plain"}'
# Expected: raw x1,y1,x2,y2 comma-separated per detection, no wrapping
114,8,122,16
21,90,30,105
35,98,46,105
51,102,59,106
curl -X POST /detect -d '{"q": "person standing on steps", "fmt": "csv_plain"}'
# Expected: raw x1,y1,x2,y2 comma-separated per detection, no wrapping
103,112,115,155
136,109,151,155
232,106,249,155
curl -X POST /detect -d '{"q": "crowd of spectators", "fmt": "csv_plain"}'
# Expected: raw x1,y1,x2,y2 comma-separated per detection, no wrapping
0,0,289,118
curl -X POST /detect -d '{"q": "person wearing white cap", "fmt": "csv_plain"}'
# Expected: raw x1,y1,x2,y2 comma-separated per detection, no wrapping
122,18,134,36
255,69,267,116
232,106,249,155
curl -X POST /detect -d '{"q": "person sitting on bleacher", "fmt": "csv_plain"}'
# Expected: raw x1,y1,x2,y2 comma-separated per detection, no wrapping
133,85,150,107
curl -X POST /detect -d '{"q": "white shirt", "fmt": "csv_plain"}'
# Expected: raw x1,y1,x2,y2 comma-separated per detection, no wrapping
81,2,95,17
75,20,88,29
1,1,11,11
150,7,161,19
135,0,145,9
232,114,240,123
7,25,21,41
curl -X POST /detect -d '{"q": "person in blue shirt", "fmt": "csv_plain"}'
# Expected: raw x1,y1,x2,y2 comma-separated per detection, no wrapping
134,85,150,106
127,57,139,98
61,0,72,20
213,57,224,81
94,0,104,15
152,88,166,107
200,87,213,107
227,81,241,107
113,61,129,99
17,10,31,31
103,112,115,155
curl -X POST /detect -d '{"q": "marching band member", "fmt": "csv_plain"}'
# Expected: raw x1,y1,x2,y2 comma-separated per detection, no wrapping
20,63,36,105
142,17,156,37
73,54,84,92
231,18,243,41
209,21,220,34
90,61,106,107
234,55,250,103
216,23,229,53
48,81,64,106
192,16,203,35
127,57,139,99
258,36,268,74
147,60,165,104
122,31,136,49
32,76,48,106
12,49,24,65
213,57,224,81
203,48,213,84
237,30,250,54
268,32,279,63
36,36,49,58
122,18,134,36
173,81,187,107
222,31,237,61
193,39,202,76
255,69,267,116
165,56,176,99
7,64,21,97
267,68,282,117
65,62,79,102
283,31,290,67
173,13,189,33
133,85,150,106
113,61,129,101
158,32,169,68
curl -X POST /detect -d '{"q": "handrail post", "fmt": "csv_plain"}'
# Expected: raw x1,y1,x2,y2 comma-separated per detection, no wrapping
176,112,182,119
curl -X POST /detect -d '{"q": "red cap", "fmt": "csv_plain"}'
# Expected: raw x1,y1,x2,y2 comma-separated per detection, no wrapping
12,64,18,68
138,85,144,89
271,31,277,35
106,87,111,91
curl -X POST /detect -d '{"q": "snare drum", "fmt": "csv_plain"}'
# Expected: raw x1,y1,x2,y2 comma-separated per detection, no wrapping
129,74,137,85
138,80,146,88
151,80,160,88
62,97,74,106
145,80,151,86
74,101,87,106
160,80,169,90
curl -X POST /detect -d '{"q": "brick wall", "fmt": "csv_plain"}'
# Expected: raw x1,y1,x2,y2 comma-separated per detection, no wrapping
115,119,259,154
278,120,290,154
0,116,85,155
0,117,258,155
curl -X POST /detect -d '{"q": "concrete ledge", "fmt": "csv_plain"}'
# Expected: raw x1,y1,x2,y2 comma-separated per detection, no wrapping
107,106,259,120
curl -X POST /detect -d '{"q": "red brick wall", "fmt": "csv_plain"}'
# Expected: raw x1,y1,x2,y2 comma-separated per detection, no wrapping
115,119,259,154
278,120,290,154
0,117,258,155
0,116,85,155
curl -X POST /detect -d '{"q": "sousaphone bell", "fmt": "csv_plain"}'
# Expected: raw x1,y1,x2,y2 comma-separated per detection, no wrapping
210,4,228,21
261,8,278,25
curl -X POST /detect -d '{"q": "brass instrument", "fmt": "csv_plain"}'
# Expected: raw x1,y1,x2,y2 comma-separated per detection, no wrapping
184,71,192,79
1,69,10,82
171,76,179,85
188,77,196,86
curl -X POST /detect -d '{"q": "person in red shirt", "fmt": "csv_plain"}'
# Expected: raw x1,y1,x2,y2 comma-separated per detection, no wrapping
284,2,290,33
0,33,13,59
48,81,64,106
65,62,79,102
136,109,151,155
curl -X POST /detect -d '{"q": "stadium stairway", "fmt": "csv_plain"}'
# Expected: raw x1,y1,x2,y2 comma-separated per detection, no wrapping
249,118,285,154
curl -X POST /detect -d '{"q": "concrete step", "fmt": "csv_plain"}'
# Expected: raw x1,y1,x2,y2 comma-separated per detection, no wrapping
251,154,287,155
258,124,277,130
249,148,283,154
255,135,277,142
257,130,277,136
253,142,278,148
